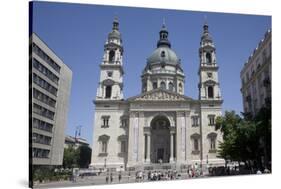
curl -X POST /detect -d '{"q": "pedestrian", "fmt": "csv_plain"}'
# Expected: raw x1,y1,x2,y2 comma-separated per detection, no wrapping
148,171,151,180
192,169,195,177
110,173,113,183
118,173,122,182
264,168,270,173
106,175,109,184
188,168,192,178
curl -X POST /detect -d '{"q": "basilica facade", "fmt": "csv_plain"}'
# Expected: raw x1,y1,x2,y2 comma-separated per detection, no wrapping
90,18,224,171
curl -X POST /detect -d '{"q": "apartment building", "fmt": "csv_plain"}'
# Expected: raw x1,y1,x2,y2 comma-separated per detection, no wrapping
240,30,271,116
30,33,72,166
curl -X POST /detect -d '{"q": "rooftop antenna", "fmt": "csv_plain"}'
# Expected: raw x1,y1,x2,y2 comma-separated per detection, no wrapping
75,125,82,140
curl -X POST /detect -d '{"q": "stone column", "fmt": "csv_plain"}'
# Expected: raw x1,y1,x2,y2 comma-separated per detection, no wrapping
170,126,176,163
170,133,174,162
143,126,151,163
147,133,151,163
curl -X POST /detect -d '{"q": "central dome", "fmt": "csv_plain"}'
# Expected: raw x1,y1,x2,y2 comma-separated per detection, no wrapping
147,46,180,65
141,22,185,94
108,30,121,39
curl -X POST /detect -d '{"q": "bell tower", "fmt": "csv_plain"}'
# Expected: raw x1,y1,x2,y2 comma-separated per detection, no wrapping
198,22,222,101
96,17,124,100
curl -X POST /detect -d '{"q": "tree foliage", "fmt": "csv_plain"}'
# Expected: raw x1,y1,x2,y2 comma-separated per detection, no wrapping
63,146,79,168
77,145,92,168
215,107,271,170
63,145,92,169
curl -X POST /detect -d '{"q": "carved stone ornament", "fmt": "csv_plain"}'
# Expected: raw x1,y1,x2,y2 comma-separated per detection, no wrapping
102,79,115,86
134,90,186,101
203,79,217,86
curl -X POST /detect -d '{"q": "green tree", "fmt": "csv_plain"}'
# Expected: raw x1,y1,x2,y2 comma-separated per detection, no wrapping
77,145,92,168
216,108,271,170
215,111,243,165
254,105,271,169
63,146,79,169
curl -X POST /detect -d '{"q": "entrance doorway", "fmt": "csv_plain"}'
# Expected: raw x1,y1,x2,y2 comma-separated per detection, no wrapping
150,115,170,163
157,148,164,162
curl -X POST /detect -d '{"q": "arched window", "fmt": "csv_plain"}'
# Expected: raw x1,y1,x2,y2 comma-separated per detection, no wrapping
109,50,115,62
207,133,217,151
160,81,166,90
179,83,183,93
142,82,147,92
194,138,199,151
153,82,157,89
206,52,212,64
190,133,200,153
208,86,214,98
168,82,174,91
98,134,110,154
161,51,165,57
105,86,112,98
210,138,216,150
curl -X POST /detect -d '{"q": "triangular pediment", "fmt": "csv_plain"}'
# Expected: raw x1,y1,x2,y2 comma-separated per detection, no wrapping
203,79,217,86
127,89,193,102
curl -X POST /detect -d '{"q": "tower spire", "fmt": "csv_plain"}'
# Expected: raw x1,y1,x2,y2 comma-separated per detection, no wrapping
157,20,171,48
112,16,119,31
203,16,209,33
97,19,124,100
201,18,212,43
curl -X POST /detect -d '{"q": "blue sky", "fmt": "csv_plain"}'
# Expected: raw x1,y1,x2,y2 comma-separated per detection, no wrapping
31,2,271,147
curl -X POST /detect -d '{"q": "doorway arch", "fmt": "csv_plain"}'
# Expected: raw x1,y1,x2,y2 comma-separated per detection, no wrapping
150,115,171,163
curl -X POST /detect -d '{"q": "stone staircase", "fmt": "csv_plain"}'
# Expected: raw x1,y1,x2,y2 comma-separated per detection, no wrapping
143,163,176,171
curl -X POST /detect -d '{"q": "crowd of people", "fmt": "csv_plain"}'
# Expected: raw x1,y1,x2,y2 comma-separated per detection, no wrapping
146,170,180,181
98,163,272,184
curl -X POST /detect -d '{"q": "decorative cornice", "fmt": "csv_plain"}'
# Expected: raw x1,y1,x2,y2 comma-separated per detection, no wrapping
129,111,139,118
190,133,200,139
117,134,128,141
203,79,218,86
143,126,151,134
176,111,185,117
128,88,193,102
207,132,217,138
170,126,176,133
98,134,110,141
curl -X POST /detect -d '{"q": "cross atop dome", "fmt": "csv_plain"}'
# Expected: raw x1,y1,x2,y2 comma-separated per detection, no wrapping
162,18,166,29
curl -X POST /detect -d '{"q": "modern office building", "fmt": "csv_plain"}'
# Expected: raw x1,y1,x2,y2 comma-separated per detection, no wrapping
90,18,224,172
30,33,72,166
64,135,90,149
240,30,271,116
